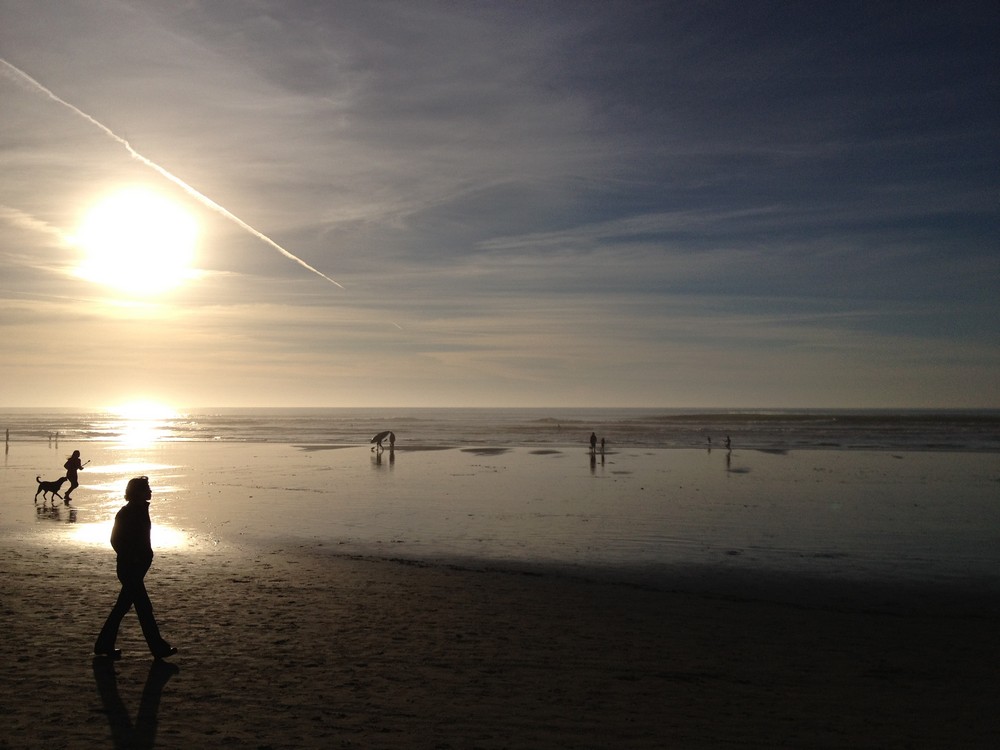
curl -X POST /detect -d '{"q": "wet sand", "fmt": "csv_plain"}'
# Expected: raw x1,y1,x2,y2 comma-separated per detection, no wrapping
1,535,998,748
7,441,1000,588
2,442,1000,747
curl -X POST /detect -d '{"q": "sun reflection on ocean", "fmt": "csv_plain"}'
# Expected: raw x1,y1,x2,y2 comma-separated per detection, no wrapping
102,401,181,448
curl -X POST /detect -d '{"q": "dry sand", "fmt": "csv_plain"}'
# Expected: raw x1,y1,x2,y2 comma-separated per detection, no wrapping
1,534,998,749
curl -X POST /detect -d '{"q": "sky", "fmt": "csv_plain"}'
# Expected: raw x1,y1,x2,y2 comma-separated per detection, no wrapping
1,0,997,409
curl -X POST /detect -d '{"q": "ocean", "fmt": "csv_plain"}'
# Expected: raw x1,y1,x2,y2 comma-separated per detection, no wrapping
3,408,999,596
2,406,999,451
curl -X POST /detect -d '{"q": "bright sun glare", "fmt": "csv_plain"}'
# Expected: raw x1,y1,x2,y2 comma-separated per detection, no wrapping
105,401,181,447
74,186,198,294
109,401,180,421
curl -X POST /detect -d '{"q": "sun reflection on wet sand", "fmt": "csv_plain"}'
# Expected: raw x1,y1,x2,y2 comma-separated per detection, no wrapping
86,462,177,476
71,518,189,550
58,446,191,551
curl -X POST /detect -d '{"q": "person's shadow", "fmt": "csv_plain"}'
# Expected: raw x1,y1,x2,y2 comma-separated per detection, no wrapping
93,658,179,749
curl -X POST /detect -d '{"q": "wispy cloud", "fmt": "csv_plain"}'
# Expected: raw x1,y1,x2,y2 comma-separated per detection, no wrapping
0,204,71,244
0,0,996,406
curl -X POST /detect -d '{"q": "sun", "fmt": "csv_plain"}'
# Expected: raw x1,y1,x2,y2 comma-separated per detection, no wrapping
74,186,198,294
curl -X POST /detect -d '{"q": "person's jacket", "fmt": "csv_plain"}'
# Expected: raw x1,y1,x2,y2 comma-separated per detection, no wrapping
110,501,153,564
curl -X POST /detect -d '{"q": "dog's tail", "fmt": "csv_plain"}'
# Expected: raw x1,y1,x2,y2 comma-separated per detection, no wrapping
36,475,42,482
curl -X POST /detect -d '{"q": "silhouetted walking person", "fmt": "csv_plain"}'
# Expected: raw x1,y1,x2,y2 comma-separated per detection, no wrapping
94,476,176,660
64,449,85,502
589,432,597,455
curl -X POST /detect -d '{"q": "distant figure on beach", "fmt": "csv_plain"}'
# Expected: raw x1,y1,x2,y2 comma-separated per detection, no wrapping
600,437,606,455
371,430,395,453
589,432,597,454
63,449,86,502
94,476,176,661
725,435,731,450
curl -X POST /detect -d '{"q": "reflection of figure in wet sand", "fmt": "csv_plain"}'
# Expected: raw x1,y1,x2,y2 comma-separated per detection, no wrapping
36,503,78,523
93,657,179,750
94,477,177,660
372,447,396,468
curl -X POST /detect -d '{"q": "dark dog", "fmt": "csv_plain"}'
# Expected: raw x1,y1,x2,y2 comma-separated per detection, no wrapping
35,475,68,503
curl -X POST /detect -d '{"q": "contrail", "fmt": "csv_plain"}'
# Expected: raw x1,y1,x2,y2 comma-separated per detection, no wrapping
0,58,343,289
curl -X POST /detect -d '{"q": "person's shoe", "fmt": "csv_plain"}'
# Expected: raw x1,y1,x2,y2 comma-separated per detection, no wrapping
153,645,177,660
94,648,122,660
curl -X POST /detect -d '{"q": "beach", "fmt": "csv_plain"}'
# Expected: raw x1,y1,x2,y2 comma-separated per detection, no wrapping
2,536,999,748
2,437,1000,747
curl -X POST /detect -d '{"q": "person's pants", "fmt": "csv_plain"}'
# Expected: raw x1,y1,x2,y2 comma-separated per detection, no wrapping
95,559,168,655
